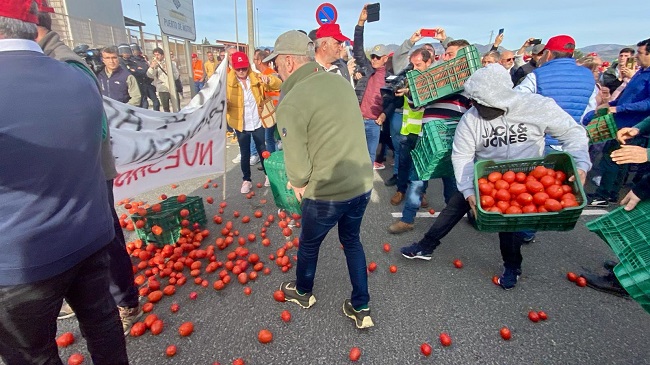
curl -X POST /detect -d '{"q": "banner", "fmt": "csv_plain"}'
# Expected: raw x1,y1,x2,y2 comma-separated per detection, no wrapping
106,60,228,200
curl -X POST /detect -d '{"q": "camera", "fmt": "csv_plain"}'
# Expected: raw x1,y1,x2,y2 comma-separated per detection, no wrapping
381,64,413,98
73,44,104,74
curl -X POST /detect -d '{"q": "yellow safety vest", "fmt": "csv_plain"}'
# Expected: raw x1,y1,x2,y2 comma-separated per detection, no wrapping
400,98,424,135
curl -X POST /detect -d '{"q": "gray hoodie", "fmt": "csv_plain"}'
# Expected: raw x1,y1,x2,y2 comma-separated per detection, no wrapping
452,64,591,199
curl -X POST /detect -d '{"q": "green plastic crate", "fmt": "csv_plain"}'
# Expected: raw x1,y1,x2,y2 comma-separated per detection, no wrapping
585,113,617,145
473,152,586,232
586,201,650,313
131,196,206,247
411,119,459,180
407,45,481,108
264,151,302,215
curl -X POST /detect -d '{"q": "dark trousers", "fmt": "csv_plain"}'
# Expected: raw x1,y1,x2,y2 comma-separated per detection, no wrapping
141,83,160,111
159,91,171,112
595,138,645,200
397,133,418,193
236,128,266,181
106,180,139,308
0,246,128,365
296,191,372,309
418,191,524,270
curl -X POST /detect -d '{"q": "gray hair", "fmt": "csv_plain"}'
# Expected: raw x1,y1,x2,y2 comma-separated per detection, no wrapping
314,37,328,51
101,46,119,55
0,1,39,40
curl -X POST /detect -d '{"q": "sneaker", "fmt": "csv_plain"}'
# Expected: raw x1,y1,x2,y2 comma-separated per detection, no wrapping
264,176,270,187
373,162,385,170
582,272,629,298
119,305,143,336
497,267,520,290
232,153,241,164
588,196,609,207
241,180,253,194
342,299,374,329
603,260,618,273
522,234,536,244
591,176,602,186
388,220,414,234
280,281,316,309
390,191,404,206
250,155,260,165
57,301,75,320
400,242,433,260
420,194,429,208
384,174,398,187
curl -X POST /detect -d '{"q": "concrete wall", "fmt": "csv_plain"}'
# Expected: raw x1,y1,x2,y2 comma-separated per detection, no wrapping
64,0,125,28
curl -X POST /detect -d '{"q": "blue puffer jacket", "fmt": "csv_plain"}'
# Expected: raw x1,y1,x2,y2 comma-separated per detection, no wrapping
533,58,594,145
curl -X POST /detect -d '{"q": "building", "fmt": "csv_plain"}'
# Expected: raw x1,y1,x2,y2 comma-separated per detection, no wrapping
47,0,128,48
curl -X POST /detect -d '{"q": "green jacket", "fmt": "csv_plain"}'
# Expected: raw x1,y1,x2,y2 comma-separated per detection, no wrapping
276,62,373,201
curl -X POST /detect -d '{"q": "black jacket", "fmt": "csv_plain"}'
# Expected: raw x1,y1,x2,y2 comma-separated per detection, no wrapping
353,25,380,104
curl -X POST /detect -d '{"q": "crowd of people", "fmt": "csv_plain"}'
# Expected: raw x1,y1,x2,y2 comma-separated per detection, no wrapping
1,0,649,363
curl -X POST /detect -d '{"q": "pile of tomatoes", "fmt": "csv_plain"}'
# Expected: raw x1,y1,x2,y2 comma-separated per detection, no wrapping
477,166,579,214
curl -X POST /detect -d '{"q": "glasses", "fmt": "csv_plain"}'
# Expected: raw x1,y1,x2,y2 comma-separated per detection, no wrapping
371,55,382,60
235,67,248,72
504,58,514,62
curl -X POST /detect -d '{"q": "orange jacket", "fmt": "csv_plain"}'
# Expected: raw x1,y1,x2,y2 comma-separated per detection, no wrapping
192,59,204,81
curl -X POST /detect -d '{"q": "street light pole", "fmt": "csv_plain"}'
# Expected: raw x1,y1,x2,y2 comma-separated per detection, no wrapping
234,0,239,48
247,0,254,59
137,3,142,22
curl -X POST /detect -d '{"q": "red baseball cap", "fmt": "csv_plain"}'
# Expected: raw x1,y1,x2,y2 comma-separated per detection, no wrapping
191,53,198,58
37,0,55,13
316,23,350,42
231,52,250,69
544,35,576,53
0,0,39,23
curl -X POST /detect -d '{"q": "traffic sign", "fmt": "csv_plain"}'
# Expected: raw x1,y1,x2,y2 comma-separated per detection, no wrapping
315,3,337,25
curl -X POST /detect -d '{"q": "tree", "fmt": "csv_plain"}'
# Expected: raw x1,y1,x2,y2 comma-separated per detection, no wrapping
573,49,584,59
202,37,211,45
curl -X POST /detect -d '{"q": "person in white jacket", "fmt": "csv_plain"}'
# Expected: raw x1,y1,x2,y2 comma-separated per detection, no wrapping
400,64,591,290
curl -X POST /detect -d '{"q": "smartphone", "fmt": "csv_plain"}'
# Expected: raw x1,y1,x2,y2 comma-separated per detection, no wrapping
626,58,636,69
366,3,380,22
498,28,504,35
420,29,437,37
530,38,542,45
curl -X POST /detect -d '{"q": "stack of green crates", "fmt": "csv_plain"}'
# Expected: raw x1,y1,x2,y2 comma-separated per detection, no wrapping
264,151,302,215
585,113,617,145
411,118,459,180
406,45,481,107
586,201,650,314
473,153,586,232
131,196,206,247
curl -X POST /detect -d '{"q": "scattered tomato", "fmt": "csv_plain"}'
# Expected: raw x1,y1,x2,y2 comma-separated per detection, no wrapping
165,345,177,357
67,353,84,365
383,243,391,252
258,329,273,344
439,332,452,347
389,265,397,273
130,322,146,337
528,311,540,323
576,277,587,287
368,262,377,272
500,326,512,340
281,310,291,322
349,347,361,362
56,332,75,347
453,259,463,269
538,311,548,321
420,342,432,356
273,290,285,302
170,303,180,313
178,322,194,336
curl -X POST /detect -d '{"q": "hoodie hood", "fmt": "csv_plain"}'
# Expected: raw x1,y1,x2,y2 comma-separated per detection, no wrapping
463,64,516,111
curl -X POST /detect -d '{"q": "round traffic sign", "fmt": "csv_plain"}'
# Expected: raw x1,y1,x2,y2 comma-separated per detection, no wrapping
315,3,337,25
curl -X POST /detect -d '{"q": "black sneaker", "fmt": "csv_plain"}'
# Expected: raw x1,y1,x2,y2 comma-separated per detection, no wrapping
342,299,374,329
280,281,316,309
588,196,609,207
384,174,398,187
497,267,521,290
400,242,433,261
603,260,618,273
582,272,629,298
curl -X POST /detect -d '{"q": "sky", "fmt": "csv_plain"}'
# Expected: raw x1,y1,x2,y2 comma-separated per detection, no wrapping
121,0,647,51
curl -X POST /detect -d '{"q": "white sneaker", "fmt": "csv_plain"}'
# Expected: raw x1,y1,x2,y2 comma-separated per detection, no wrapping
250,155,260,165
232,154,241,164
264,176,270,187
241,181,253,194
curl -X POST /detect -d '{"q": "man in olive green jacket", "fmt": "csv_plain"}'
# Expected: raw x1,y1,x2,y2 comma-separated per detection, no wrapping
265,30,374,329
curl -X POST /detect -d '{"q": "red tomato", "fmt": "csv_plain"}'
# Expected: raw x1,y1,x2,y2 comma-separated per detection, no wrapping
144,314,159,329
479,183,493,195
567,272,578,282
502,171,516,184
130,322,146,337
538,311,548,321
151,320,164,335
515,172,527,182
495,189,511,202
539,175,556,188
453,259,463,269
561,184,573,193
494,179,510,190
349,347,362,361
509,183,527,196
544,199,563,212
532,192,549,206
561,193,577,201
439,332,452,347
67,353,84,365
178,322,194,336
500,327,512,340
56,332,75,347
496,201,510,213
480,195,495,208
510,200,521,208
488,171,503,183
546,168,556,176
538,206,548,213
281,310,292,322
505,206,523,214
478,177,489,185
258,329,273,344
576,277,587,287
526,180,544,194
562,199,579,207
389,265,398,273
487,206,502,213
261,151,271,159
521,204,537,213
555,171,567,183
530,166,547,179
383,243,391,252
165,345,177,357
368,262,377,272
516,193,533,206
528,311,540,323
273,290,285,302
546,185,564,199
420,343,432,356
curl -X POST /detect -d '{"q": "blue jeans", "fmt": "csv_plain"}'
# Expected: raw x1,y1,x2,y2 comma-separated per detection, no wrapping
0,245,128,365
397,133,418,193
296,190,372,309
194,81,204,93
364,119,380,164
140,83,160,111
265,125,277,153
418,191,524,270
390,112,403,175
401,176,457,224
236,128,266,181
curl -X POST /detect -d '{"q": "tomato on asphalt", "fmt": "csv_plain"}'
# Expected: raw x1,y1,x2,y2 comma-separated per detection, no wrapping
56,332,75,347
439,332,452,347
178,322,194,336
567,272,578,282
165,345,177,357
67,354,84,365
538,311,548,320
420,343,432,356
500,327,512,340
258,329,273,344
528,311,540,323
349,347,361,362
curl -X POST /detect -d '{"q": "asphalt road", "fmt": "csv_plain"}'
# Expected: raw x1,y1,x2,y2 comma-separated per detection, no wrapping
44,141,650,364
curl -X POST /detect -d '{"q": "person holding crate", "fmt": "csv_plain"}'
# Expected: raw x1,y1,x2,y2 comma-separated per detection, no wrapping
400,64,591,290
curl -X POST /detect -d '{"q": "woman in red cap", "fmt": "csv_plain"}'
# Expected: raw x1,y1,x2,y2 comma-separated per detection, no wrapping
226,51,282,193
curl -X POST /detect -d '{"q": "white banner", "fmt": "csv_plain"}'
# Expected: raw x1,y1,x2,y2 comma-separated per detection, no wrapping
106,60,227,200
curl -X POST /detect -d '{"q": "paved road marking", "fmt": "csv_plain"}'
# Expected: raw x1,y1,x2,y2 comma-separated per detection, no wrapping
391,209,609,218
